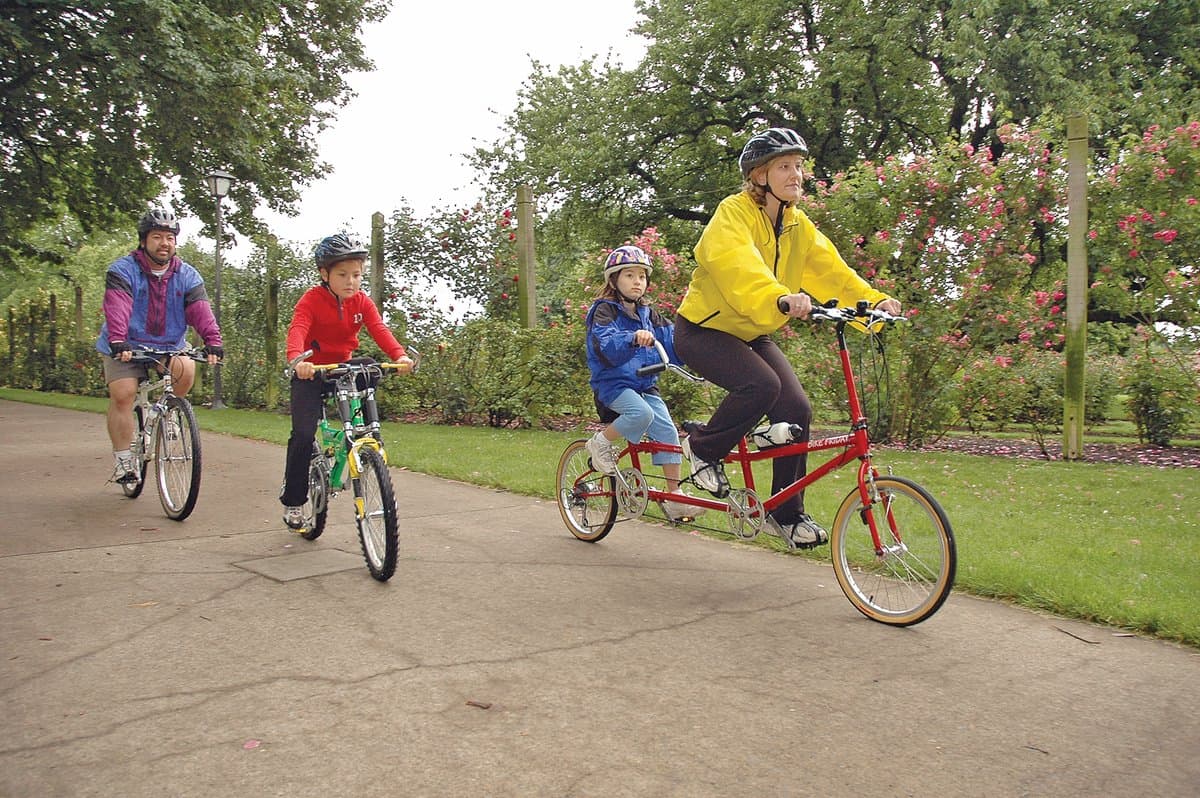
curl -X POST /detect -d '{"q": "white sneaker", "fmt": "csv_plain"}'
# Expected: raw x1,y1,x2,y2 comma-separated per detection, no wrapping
283,506,306,530
661,496,707,522
585,432,619,475
681,436,729,497
112,457,138,484
767,514,829,549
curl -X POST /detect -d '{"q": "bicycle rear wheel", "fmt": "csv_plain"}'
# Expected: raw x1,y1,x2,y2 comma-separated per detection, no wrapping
122,404,148,499
830,475,956,626
299,446,330,541
155,395,202,521
556,439,617,542
354,447,398,581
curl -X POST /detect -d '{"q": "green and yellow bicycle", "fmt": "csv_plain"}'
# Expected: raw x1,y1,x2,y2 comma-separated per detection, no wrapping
284,351,416,581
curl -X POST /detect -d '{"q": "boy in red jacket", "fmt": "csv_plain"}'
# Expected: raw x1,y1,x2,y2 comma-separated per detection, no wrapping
280,233,413,529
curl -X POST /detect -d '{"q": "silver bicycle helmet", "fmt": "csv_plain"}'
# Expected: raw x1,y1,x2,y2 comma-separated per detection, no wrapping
137,209,181,238
314,233,369,269
739,128,809,177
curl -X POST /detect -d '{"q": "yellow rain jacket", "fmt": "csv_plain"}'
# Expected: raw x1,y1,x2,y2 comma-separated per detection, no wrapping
679,191,892,340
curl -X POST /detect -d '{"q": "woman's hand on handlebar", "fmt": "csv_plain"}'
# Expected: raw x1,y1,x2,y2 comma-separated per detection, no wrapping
875,298,902,317
777,293,813,319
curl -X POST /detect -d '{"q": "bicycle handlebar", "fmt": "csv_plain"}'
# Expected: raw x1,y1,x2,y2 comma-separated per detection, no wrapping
634,340,704,382
128,347,209,365
777,297,905,326
283,348,421,380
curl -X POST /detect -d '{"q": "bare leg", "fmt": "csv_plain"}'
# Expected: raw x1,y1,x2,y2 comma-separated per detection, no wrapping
106,377,139,450
169,356,197,396
662,462,681,493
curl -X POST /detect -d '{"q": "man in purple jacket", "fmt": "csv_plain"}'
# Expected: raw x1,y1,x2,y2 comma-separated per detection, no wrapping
95,209,223,484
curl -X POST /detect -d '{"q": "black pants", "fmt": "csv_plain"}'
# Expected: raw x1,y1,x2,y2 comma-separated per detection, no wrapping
280,377,326,507
674,315,812,522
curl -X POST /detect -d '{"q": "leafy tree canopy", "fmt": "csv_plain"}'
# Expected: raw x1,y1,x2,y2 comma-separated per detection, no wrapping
0,0,389,266
473,0,1199,252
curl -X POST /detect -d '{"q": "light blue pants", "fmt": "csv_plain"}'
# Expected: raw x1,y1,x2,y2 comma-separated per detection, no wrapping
608,389,681,466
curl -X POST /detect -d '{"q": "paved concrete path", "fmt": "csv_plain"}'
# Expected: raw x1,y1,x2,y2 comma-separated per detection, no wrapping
1,400,1197,797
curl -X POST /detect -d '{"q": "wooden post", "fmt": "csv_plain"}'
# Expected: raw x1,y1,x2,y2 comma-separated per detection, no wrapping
516,185,538,328
1063,115,1089,461
264,239,279,409
371,211,385,313
74,283,84,342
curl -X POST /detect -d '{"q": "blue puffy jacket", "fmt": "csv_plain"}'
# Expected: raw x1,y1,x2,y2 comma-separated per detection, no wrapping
585,298,680,408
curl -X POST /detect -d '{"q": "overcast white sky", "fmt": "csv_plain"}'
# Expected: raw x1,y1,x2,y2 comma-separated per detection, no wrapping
245,0,646,252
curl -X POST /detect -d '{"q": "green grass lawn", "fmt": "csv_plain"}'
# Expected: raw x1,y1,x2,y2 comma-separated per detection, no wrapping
5,387,1197,648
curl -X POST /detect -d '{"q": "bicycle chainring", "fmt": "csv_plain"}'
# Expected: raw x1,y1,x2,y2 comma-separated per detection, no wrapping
614,467,649,518
726,488,765,540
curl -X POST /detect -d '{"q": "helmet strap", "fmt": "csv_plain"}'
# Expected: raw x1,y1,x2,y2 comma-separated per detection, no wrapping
140,241,171,267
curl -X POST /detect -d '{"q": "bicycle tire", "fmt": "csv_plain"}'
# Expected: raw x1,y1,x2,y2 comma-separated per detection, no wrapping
556,439,617,542
122,404,148,499
830,475,956,626
155,395,202,521
354,447,398,581
300,447,329,541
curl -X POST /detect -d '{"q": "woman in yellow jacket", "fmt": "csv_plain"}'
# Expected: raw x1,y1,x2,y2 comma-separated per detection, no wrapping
675,128,902,548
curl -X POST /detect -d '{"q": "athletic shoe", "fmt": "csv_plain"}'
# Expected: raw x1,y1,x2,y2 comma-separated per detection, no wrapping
112,459,139,484
586,432,619,475
767,513,829,549
681,435,729,497
283,506,306,530
661,495,707,522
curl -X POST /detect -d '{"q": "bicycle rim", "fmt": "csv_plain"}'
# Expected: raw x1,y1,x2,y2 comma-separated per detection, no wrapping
155,396,202,521
301,454,329,541
354,447,398,581
122,404,147,499
830,475,956,626
556,440,616,542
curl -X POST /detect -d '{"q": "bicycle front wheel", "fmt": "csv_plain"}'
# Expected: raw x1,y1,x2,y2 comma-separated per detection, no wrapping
830,475,956,626
122,404,148,499
354,447,398,581
556,439,617,542
155,395,202,521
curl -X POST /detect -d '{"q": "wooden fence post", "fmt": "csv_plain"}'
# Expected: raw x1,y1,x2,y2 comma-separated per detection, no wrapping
1062,115,1089,461
516,186,538,329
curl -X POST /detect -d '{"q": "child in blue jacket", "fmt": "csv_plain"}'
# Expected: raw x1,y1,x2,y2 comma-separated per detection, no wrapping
585,245,702,521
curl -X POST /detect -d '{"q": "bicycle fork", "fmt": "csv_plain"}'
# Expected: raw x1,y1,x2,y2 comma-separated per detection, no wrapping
859,466,907,557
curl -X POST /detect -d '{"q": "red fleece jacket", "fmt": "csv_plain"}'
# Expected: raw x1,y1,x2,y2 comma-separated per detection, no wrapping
285,285,406,365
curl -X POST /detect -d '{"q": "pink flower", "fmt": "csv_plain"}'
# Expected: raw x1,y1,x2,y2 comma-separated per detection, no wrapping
1153,229,1178,243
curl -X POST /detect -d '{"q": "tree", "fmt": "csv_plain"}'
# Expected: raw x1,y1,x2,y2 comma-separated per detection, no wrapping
472,0,1199,256
0,0,389,267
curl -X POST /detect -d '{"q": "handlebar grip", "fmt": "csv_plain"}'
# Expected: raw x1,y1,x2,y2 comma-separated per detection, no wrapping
636,363,667,377
777,297,790,315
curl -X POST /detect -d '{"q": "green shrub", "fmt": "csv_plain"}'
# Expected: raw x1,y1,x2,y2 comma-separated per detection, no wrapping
1123,336,1197,446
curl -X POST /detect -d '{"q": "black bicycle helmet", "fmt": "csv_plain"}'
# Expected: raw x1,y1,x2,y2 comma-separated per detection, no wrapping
738,128,809,177
137,208,181,238
314,232,369,269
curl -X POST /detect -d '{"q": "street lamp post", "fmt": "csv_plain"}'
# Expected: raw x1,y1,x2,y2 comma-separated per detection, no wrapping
205,170,236,409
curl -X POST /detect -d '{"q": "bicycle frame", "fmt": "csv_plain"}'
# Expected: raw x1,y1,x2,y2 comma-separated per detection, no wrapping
317,366,388,490
615,303,895,553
